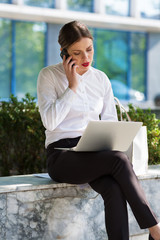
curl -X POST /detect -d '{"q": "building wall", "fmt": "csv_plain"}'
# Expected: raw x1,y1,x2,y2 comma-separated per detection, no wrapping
47,23,62,66
1,0,160,105
148,33,160,102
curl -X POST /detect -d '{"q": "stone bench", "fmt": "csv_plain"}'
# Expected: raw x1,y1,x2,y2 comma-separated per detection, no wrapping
0,165,160,240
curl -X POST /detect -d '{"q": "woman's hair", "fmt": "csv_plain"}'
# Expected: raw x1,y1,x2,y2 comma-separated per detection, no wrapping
58,21,93,49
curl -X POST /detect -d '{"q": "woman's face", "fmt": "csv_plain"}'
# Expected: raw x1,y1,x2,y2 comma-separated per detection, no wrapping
67,37,94,75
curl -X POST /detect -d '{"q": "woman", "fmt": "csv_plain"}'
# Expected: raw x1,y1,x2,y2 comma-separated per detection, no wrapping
37,21,160,240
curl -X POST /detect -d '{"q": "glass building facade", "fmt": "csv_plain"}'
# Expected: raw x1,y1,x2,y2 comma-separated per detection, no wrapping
0,0,159,101
138,0,160,19
0,0,55,7
0,0,11,3
67,0,93,12
104,0,130,16
23,0,55,8
92,29,146,100
0,19,46,99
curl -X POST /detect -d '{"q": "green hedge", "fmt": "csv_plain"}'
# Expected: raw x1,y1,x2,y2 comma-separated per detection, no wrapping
116,104,160,164
0,94,160,177
0,94,46,177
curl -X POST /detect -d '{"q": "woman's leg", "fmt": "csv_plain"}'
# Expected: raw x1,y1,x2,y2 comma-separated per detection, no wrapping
47,139,158,233
89,175,129,240
149,223,160,240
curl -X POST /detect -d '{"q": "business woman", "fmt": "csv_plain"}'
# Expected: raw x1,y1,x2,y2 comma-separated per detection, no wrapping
37,21,160,240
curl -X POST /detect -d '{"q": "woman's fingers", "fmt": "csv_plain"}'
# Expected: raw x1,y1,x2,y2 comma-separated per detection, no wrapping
62,55,79,92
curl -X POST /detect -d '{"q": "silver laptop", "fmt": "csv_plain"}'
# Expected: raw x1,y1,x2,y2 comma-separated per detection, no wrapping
55,121,142,152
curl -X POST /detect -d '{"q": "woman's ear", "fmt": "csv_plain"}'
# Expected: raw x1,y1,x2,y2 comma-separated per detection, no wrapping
60,48,62,51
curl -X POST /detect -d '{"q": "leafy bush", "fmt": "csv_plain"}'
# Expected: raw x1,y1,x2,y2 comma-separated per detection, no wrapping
0,94,46,176
117,104,160,164
0,94,160,177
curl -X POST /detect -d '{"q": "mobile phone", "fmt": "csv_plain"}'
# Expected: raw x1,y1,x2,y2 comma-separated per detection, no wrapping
60,48,75,66
60,48,70,59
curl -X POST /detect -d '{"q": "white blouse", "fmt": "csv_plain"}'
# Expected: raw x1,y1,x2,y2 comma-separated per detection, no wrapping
37,63,118,148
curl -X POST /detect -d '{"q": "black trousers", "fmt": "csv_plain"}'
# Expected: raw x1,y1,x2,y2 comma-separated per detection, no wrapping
47,137,158,240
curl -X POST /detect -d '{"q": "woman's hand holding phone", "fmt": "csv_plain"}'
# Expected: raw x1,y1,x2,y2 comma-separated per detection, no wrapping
61,50,79,93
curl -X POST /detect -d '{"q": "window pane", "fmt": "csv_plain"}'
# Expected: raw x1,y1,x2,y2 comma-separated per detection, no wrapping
95,29,128,82
138,0,160,19
0,0,10,3
95,29,128,100
94,28,146,101
23,0,55,8
67,0,93,12
131,32,146,96
104,0,129,16
0,19,11,99
15,22,46,98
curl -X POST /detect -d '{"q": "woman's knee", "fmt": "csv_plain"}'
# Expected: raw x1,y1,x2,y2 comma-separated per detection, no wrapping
114,151,131,165
112,151,133,174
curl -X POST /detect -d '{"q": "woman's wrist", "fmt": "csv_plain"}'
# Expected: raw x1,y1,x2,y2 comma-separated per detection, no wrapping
69,85,77,93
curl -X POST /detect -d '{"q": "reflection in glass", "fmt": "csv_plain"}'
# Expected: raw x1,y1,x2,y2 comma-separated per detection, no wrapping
0,19,11,99
138,0,160,19
23,0,55,8
15,22,46,98
94,28,146,100
67,0,93,12
95,29,128,84
104,0,129,16
131,32,146,95
0,0,10,2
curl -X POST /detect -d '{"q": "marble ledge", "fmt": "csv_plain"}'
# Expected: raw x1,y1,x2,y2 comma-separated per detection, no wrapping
0,164,159,194
0,165,160,240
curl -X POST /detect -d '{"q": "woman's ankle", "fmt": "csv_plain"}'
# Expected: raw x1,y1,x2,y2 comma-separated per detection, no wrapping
149,222,160,240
